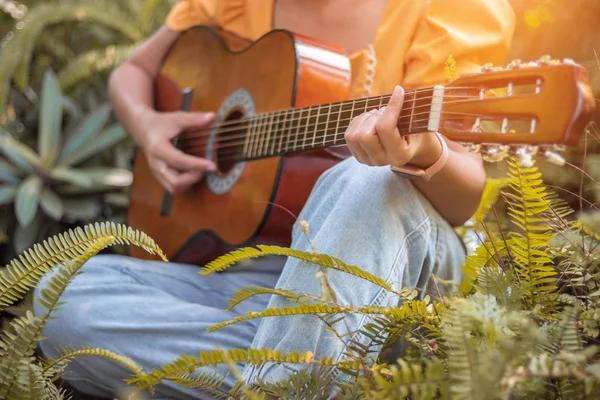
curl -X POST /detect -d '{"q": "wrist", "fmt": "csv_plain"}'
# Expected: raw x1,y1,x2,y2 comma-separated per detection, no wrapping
390,132,449,182
408,131,444,169
131,106,159,148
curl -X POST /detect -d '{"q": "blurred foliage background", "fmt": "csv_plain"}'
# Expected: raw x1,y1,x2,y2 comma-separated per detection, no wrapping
0,0,177,263
0,0,599,265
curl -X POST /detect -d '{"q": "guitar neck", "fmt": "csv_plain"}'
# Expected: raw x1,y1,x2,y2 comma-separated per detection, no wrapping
228,87,439,162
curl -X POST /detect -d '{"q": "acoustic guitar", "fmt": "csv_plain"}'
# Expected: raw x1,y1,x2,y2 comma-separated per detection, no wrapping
128,25,596,265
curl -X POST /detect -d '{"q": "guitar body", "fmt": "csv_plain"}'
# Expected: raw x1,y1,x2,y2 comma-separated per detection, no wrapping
128,26,352,264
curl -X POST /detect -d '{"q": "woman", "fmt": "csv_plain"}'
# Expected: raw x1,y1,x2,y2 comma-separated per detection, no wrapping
35,0,515,398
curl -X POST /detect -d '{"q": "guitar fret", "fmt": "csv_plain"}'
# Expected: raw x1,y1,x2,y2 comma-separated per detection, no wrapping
323,103,332,146
278,110,288,153
302,106,311,150
292,108,301,153
333,103,342,146
409,91,416,133
312,106,320,148
262,112,274,157
243,117,253,158
270,112,279,155
249,114,259,158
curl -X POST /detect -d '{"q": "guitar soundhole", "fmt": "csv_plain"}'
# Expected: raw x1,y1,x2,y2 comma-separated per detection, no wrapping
216,109,245,174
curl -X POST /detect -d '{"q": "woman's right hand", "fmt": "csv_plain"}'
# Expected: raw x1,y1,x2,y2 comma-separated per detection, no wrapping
135,109,217,194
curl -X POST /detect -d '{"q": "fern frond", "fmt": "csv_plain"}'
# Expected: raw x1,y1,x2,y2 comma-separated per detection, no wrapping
226,287,301,311
58,43,138,91
0,311,44,398
129,348,362,392
255,366,335,400
12,359,46,400
366,359,448,400
504,158,558,310
166,370,230,399
559,307,582,353
0,221,166,309
201,245,394,294
0,237,113,397
473,178,510,224
41,346,143,381
208,304,397,333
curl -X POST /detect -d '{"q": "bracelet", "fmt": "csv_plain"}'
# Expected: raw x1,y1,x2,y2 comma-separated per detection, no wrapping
390,132,449,182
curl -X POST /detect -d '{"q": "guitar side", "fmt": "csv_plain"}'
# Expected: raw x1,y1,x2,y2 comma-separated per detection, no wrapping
128,26,351,264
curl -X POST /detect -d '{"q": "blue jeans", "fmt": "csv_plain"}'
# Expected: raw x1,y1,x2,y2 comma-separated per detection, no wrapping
34,157,465,399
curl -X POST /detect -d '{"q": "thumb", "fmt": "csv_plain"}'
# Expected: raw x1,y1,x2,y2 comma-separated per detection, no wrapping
380,85,405,127
176,111,216,129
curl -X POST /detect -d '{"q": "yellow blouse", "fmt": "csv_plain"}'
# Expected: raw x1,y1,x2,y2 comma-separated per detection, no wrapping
165,0,515,98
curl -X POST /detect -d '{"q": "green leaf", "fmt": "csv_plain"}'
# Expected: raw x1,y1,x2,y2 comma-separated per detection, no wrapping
40,187,64,220
59,104,111,162
59,124,126,166
0,131,42,173
62,198,102,221
78,167,133,187
38,70,63,165
50,166,93,188
0,184,17,205
15,175,43,226
13,212,43,254
0,158,22,184
58,44,138,91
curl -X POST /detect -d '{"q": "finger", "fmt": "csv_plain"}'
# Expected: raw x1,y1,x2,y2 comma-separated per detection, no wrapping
375,86,407,152
162,168,205,194
345,111,375,164
153,144,217,172
356,111,387,166
173,111,216,130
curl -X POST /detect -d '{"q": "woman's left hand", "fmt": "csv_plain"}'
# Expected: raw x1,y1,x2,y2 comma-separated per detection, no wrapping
344,85,442,170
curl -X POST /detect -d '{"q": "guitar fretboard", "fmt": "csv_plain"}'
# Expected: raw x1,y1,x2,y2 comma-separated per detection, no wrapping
206,88,436,162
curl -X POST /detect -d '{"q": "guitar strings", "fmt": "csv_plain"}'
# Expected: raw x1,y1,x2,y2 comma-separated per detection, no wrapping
182,109,486,155
175,86,487,131
183,113,480,163
177,93,483,144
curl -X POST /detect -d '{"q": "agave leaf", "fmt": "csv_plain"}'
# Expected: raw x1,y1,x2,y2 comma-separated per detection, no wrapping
58,44,138,91
12,212,44,256
0,184,17,205
50,166,93,188
62,197,102,221
38,70,63,165
59,104,111,162
62,95,82,121
0,158,22,184
59,123,126,166
40,187,64,220
15,175,43,226
77,167,133,187
0,131,42,173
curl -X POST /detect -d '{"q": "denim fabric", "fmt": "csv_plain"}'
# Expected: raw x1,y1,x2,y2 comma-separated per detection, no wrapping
34,157,465,399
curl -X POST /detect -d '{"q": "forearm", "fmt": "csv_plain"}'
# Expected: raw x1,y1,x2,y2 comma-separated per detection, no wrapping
108,26,179,145
108,64,156,144
412,146,486,227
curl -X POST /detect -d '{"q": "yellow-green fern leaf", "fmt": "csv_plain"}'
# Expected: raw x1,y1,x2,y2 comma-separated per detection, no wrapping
0,222,166,309
473,178,510,224
367,358,448,400
12,360,47,400
0,237,113,397
226,287,300,311
445,55,459,82
202,245,394,294
42,346,143,380
208,304,398,333
130,347,362,391
163,371,229,399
